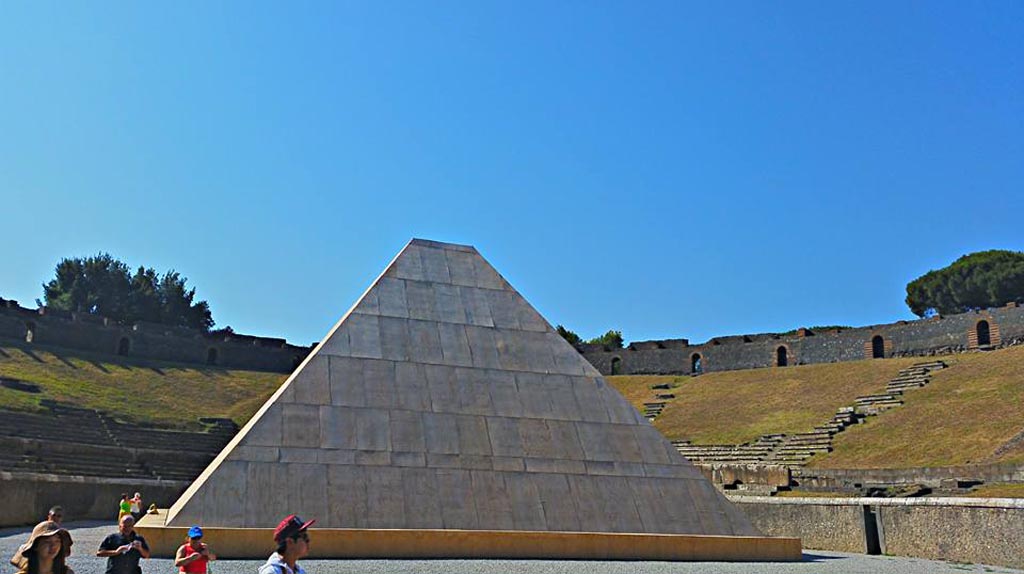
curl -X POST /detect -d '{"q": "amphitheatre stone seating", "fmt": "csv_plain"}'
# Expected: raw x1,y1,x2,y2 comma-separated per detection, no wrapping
0,406,111,446
106,419,236,452
0,435,153,478
675,361,948,469
0,403,236,482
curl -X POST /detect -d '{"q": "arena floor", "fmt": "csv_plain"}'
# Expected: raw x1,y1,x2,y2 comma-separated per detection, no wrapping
2,521,1020,574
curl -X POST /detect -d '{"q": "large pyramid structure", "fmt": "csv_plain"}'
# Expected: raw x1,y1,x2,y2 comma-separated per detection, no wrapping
156,239,796,559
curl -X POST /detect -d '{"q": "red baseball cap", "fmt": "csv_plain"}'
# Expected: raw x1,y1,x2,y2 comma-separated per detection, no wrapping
273,515,316,543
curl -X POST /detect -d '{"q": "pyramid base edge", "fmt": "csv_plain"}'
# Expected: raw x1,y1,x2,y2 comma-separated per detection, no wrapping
136,510,801,561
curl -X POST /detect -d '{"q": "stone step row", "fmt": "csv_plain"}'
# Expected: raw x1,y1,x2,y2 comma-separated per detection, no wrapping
911,360,947,369
676,447,773,455
855,393,901,403
892,372,933,380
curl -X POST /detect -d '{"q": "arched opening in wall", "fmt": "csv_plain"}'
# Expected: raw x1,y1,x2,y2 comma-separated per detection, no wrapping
25,322,36,344
610,356,622,376
207,347,218,366
976,320,991,347
691,353,703,375
117,337,130,356
871,336,885,359
776,346,788,367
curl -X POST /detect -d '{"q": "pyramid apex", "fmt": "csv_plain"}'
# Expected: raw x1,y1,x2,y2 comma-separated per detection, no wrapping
407,238,478,253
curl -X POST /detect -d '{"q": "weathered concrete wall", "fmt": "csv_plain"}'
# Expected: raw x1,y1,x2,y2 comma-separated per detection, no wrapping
699,464,791,488
583,304,1024,375
731,496,1024,569
0,300,310,373
733,497,867,553
0,471,188,526
880,504,1024,569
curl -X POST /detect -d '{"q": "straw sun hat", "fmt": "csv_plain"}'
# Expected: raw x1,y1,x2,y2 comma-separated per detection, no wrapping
9,521,73,568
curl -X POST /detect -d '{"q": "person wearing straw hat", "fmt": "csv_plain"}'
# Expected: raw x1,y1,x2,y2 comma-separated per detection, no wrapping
9,520,74,574
174,526,216,574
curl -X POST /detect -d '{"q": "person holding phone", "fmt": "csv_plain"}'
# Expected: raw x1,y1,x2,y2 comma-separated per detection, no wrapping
96,515,150,574
175,526,216,574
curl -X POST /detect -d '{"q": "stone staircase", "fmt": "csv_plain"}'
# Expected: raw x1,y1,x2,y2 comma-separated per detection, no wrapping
853,361,947,415
673,434,785,465
643,382,680,421
675,360,948,468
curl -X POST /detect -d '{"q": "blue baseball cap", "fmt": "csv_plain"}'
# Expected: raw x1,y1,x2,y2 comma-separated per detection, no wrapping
187,526,203,539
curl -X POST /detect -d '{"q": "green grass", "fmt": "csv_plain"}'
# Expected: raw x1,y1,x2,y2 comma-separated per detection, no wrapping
609,357,922,445
963,483,1024,498
811,345,1024,469
0,342,286,429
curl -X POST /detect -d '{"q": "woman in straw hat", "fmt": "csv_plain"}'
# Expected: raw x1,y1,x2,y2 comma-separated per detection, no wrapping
9,520,74,574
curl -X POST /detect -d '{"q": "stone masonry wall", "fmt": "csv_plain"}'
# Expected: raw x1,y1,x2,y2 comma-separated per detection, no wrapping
0,471,188,526
734,496,1024,569
0,300,310,373
582,303,1024,376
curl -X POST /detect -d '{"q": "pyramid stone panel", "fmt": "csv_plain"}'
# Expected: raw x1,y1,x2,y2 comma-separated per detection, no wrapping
166,239,761,537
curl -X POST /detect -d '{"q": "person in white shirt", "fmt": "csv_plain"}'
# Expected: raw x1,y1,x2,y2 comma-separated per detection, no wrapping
257,515,315,574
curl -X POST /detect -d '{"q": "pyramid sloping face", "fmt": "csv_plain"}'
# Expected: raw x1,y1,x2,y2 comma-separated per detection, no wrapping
166,239,758,536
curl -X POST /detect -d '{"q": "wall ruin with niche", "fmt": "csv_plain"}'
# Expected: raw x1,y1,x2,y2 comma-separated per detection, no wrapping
581,303,1024,376
0,299,311,373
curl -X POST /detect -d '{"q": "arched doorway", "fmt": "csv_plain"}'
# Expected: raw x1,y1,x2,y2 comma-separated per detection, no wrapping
117,337,130,356
25,322,36,344
871,335,885,359
776,346,788,367
691,353,703,375
207,348,218,366
976,320,991,347
610,356,622,375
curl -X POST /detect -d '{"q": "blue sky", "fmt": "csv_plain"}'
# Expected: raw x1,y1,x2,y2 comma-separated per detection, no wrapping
1,2,1021,346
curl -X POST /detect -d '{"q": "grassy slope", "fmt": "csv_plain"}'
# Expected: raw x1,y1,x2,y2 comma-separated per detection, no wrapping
964,483,1024,498
0,342,286,429
609,357,921,445
811,345,1024,468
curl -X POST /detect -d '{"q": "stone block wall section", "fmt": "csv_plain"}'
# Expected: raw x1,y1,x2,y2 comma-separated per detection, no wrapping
733,496,1024,569
582,303,1024,376
0,299,311,373
0,471,188,526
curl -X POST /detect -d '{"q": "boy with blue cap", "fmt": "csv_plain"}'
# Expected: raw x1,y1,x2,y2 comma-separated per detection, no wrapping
175,525,216,574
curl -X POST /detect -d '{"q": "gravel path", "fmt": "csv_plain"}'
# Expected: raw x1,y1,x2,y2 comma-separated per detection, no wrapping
2,521,1020,574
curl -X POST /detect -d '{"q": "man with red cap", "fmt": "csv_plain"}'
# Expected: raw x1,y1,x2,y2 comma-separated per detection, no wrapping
257,515,315,574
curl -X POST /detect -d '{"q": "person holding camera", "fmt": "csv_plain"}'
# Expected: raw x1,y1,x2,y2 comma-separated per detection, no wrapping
175,526,216,574
96,514,150,574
